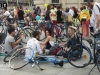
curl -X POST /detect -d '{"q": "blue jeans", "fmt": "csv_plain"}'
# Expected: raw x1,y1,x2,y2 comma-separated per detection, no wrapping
65,20,71,37
46,20,51,29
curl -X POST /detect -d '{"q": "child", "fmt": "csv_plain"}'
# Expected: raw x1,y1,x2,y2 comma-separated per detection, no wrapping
35,14,40,22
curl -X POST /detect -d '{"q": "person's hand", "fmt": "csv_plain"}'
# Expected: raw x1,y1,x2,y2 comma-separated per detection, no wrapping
63,47,67,53
96,28,99,33
20,33,24,39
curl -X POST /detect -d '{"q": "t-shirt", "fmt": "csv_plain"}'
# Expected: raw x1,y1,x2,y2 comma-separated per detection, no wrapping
57,10,62,23
5,35,15,53
4,11,13,18
66,36,80,48
35,15,40,22
50,9,57,21
93,2,100,16
25,38,42,59
18,10,24,20
45,10,51,20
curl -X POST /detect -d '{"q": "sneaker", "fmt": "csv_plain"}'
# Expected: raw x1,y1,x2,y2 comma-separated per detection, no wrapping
54,60,64,67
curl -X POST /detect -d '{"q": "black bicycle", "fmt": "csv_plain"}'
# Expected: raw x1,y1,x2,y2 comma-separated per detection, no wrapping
67,32,100,75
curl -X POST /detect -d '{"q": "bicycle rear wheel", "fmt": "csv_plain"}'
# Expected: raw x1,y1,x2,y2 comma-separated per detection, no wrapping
21,27,33,44
67,45,91,68
9,47,32,70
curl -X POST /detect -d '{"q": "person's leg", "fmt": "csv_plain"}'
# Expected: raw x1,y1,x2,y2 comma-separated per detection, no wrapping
45,57,64,67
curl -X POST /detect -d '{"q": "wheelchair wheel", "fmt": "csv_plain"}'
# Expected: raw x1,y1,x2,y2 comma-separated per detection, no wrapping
67,45,91,68
9,47,32,70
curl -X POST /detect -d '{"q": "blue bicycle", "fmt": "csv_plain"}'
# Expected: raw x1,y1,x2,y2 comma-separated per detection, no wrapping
8,47,68,70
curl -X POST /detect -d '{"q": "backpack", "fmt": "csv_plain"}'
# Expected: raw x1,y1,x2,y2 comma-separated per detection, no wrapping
80,10,88,20
48,44,62,55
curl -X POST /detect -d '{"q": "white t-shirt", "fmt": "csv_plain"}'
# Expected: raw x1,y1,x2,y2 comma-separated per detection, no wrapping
93,2,100,16
25,38,42,59
68,9,74,16
4,11,13,18
90,14,95,27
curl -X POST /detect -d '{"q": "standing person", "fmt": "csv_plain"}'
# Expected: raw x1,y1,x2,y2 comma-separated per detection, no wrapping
63,8,71,37
37,6,41,16
18,6,26,28
88,0,100,32
89,10,96,33
50,4,57,25
69,7,74,17
45,5,52,28
80,6,90,38
57,6,63,23
14,6,19,20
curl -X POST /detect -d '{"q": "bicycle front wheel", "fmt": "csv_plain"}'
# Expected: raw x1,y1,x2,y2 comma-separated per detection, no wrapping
9,47,32,70
67,45,91,68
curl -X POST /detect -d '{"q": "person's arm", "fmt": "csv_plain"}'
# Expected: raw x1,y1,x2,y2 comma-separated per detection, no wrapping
64,39,70,52
93,6,100,30
40,36,50,45
96,15,100,29
11,34,24,48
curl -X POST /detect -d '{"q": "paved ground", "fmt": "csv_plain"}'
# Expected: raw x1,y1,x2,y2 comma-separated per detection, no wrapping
0,56,100,75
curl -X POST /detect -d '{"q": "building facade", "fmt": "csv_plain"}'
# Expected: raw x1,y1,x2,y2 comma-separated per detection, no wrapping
34,0,100,9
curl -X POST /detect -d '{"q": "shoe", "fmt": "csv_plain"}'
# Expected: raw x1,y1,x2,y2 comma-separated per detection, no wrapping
54,60,64,67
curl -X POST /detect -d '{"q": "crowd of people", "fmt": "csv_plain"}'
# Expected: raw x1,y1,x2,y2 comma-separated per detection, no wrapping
0,0,100,67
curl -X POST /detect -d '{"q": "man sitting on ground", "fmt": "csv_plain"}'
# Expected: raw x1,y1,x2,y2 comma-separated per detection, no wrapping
5,26,24,53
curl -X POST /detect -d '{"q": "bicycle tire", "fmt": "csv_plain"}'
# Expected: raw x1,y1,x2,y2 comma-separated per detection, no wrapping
60,28,68,42
21,27,33,44
9,47,32,70
67,45,91,68
3,45,23,63
96,50,100,72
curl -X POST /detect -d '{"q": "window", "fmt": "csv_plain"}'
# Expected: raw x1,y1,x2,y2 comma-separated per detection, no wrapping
52,0,59,3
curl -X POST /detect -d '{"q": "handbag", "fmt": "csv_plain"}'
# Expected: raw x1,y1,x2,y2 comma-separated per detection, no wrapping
68,14,74,24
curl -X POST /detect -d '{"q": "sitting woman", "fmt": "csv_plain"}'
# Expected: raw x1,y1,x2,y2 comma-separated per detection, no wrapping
40,28,54,50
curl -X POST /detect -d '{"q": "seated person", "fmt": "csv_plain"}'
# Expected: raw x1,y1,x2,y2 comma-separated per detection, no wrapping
40,28,54,50
63,26,80,58
5,26,24,53
25,31,64,67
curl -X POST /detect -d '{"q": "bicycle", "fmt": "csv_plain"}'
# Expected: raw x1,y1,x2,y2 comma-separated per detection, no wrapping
8,46,68,70
67,32,100,75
